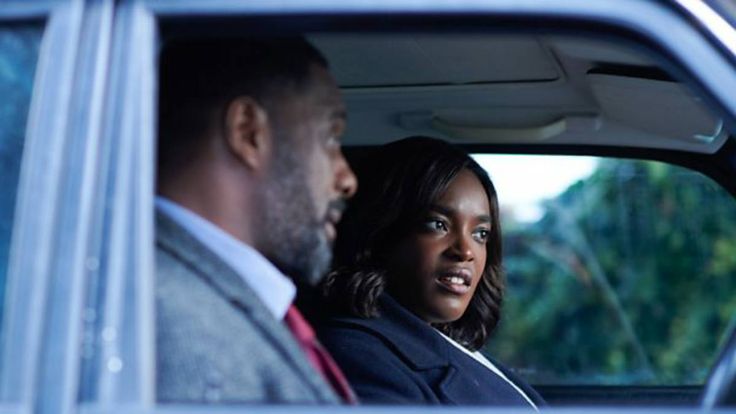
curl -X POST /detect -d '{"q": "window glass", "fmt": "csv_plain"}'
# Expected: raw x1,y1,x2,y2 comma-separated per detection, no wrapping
0,24,42,320
477,154,736,386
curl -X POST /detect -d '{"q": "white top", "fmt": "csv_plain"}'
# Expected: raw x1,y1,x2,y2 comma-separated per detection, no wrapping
156,196,296,320
435,329,539,411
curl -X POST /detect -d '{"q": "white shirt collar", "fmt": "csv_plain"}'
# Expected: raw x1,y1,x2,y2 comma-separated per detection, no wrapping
155,196,296,320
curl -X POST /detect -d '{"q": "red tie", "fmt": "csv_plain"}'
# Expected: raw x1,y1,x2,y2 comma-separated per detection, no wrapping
284,305,357,404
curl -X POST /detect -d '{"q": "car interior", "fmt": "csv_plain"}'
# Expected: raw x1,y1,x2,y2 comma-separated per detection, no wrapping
301,32,735,407
155,13,736,406
9,2,736,412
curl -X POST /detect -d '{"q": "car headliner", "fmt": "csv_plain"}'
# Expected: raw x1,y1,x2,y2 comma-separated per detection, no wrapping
309,34,726,154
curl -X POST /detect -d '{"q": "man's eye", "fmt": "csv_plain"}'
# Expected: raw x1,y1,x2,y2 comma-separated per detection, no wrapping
327,135,340,146
328,122,345,147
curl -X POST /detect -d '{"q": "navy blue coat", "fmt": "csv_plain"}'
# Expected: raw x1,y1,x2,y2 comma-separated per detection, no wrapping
318,295,545,407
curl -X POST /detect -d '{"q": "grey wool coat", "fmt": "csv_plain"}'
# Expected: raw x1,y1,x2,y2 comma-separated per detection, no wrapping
155,210,340,404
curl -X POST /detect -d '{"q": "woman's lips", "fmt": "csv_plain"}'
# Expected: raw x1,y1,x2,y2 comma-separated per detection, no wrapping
435,270,472,295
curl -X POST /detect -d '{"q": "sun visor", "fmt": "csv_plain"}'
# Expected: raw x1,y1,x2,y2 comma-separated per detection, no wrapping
309,34,560,87
588,74,724,145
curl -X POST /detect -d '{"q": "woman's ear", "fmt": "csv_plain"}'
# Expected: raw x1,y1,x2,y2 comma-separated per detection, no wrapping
223,96,272,172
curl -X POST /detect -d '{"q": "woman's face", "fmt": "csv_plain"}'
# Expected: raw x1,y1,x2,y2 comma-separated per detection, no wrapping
389,168,491,324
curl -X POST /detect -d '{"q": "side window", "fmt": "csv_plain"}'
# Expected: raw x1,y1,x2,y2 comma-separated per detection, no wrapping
477,154,736,386
0,24,42,323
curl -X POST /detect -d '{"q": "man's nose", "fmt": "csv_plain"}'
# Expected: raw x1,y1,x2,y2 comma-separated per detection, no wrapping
335,151,358,199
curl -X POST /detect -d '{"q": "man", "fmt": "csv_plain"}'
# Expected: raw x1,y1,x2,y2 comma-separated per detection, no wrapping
155,37,357,404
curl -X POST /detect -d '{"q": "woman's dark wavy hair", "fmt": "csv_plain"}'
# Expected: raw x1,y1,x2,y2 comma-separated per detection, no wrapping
322,136,504,351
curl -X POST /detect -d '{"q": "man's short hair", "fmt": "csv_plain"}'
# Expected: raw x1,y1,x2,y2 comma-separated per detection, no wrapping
157,37,328,176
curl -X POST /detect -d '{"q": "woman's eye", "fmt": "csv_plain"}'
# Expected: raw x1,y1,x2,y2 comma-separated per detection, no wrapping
423,218,448,232
473,228,490,242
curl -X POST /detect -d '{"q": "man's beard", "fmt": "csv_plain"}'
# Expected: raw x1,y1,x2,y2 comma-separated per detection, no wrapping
256,145,332,287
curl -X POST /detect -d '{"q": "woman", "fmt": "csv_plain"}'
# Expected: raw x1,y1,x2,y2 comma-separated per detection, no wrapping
317,136,543,407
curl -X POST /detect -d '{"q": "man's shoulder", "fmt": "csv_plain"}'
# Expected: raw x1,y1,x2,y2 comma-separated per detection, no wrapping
155,209,210,263
155,246,337,404
154,211,261,309
156,294,328,404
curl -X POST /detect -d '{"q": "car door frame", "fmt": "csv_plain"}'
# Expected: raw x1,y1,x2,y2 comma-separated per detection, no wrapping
7,0,736,413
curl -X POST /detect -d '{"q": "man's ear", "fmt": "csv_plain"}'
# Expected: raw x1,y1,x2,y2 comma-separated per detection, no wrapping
223,96,272,172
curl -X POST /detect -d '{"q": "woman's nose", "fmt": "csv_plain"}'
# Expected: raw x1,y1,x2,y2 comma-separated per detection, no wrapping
335,151,358,199
446,233,474,262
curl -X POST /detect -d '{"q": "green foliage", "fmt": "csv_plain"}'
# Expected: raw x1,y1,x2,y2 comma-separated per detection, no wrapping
486,158,736,385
